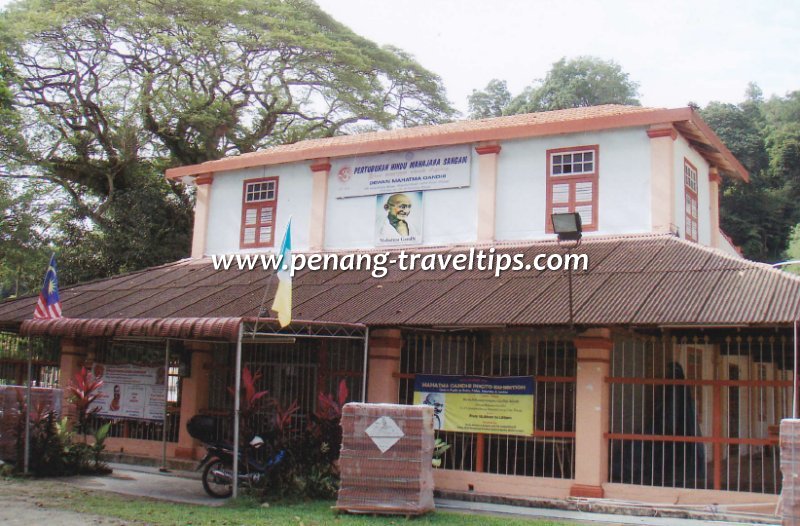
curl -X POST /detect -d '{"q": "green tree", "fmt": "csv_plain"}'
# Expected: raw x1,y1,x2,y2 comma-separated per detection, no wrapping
0,179,51,298
507,56,640,114
468,79,512,119
702,86,800,262
0,0,453,283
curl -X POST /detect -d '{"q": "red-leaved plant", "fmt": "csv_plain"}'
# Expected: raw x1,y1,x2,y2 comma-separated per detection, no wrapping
67,367,104,441
315,379,348,421
228,366,270,417
228,366,271,445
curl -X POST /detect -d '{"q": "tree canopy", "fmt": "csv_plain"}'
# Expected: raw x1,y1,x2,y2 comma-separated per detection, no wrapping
468,57,640,119
0,0,454,295
701,85,800,262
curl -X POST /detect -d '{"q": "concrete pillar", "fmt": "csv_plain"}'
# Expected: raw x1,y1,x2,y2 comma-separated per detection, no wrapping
190,173,214,258
708,167,721,249
570,330,613,498
366,329,403,403
647,126,677,234
175,343,213,459
475,144,501,242
309,160,331,251
59,338,88,423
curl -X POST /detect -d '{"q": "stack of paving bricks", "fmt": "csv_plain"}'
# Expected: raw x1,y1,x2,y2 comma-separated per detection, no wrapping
336,403,434,516
0,386,63,461
781,419,800,525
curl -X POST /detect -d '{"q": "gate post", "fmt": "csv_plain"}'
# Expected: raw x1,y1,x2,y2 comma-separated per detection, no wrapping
570,330,613,498
59,338,88,424
175,342,213,459
366,329,403,403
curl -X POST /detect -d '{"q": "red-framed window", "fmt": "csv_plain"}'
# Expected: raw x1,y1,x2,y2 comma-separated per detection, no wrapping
546,145,599,232
684,159,698,242
240,177,278,249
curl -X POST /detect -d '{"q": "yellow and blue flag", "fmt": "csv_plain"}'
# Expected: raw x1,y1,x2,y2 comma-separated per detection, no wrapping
270,219,292,327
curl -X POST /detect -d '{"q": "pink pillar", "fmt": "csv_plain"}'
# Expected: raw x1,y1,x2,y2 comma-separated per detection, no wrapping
190,173,214,258
647,126,677,234
175,343,213,459
709,167,721,248
366,329,403,403
570,332,613,498
475,144,501,242
309,160,331,251
59,338,87,424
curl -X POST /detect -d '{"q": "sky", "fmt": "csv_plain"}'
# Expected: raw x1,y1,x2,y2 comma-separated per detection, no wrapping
315,0,800,115
0,0,797,116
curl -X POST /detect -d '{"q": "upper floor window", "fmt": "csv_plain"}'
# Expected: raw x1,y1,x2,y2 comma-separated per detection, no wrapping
684,160,698,242
546,145,598,232
240,177,278,248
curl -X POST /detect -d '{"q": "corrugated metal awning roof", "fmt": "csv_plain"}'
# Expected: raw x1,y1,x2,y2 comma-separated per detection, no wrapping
2,234,798,332
20,317,244,341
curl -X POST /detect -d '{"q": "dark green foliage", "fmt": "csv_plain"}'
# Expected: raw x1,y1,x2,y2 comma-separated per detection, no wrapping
468,79,512,119
0,0,453,286
702,86,800,262
13,403,111,476
254,380,348,501
468,57,640,118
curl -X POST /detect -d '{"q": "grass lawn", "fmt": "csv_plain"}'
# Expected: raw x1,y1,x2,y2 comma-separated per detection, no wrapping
0,477,574,526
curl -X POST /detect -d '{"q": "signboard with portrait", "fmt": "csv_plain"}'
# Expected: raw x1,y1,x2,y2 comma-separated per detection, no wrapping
330,145,471,199
90,363,166,421
413,374,534,436
375,191,423,246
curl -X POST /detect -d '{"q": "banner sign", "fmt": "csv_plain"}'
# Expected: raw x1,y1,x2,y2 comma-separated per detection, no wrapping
330,145,471,198
90,364,166,421
413,374,534,436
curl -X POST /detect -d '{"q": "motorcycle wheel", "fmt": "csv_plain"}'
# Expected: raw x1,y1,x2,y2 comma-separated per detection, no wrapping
202,457,233,498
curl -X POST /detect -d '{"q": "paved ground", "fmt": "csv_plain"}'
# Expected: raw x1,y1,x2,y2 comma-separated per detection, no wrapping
0,463,782,525
0,478,131,526
63,462,224,507
63,464,779,525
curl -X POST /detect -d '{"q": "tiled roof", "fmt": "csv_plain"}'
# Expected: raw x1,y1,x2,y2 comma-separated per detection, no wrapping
165,105,748,182
2,235,798,334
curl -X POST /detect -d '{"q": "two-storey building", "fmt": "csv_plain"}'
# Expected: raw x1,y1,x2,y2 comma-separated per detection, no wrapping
1,105,798,513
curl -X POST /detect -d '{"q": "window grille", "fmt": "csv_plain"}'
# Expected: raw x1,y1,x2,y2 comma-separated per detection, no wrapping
608,332,792,494
399,330,576,479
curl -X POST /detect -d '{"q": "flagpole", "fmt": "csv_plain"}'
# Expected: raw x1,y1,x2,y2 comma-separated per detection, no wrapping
361,327,369,403
233,322,243,498
160,339,170,472
24,338,32,475
27,252,62,474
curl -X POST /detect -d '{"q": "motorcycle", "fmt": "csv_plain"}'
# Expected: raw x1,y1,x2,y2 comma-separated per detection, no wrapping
187,415,285,498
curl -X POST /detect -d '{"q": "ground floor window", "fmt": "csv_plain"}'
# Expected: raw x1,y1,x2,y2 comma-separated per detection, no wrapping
608,331,793,494
0,332,60,387
399,329,576,479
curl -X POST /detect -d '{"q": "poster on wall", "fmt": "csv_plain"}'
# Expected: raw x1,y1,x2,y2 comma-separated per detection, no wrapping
331,145,471,198
90,363,166,421
413,374,534,436
375,191,423,246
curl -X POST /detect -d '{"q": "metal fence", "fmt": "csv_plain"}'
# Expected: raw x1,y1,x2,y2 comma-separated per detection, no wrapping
89,339,181,443
399,330,576,479
0,332,60,387
204,337,365,443
608,331,793,494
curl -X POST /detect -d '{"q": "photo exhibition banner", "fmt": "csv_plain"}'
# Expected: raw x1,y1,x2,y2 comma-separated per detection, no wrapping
413,374,534,436
330,145,471,198
90,363,166,421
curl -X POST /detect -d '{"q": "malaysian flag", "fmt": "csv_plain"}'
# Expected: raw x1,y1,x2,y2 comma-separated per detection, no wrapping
33,254,62,319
